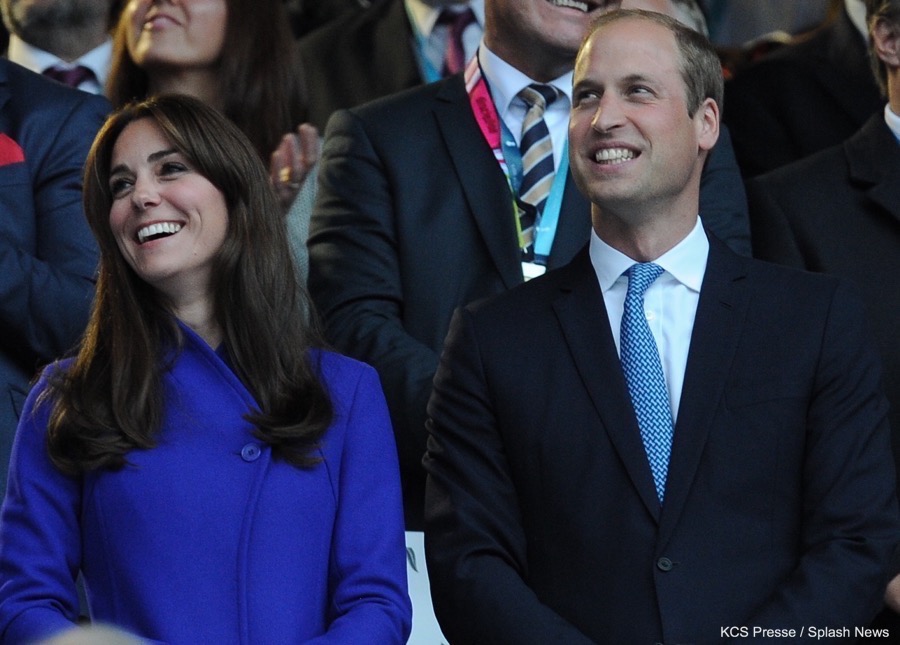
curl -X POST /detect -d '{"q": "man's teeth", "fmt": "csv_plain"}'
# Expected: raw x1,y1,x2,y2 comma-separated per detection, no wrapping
137,222,182,243
595,148,636,164
549,0,589,11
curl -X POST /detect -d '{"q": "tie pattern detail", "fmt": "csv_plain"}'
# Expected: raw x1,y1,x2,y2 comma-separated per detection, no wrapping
42,65,96,89
620,263,673,503
517,84,560,259
438,8,476,76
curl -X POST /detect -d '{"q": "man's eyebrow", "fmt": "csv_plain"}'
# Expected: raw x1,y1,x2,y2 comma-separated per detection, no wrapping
620,73,654,85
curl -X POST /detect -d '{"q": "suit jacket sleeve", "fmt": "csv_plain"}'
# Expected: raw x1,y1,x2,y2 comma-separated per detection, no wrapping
308,109,439,485
740,280,899,632
700,125,751,256
0,90,107,366
423,307,595,645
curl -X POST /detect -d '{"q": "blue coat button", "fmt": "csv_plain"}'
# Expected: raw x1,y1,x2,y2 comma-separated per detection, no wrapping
241,443,261,462
656,557,674,572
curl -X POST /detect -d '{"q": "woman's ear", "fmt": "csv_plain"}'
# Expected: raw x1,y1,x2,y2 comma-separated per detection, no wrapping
873,17,900,68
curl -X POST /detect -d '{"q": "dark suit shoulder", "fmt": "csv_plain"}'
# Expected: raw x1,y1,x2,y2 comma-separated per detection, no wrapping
322,74,469,157
740,254,856,317
745,115,892,206
346,73,465,122
462,251,594,324
0,60,110,134
297,0,421,129
297,0,407,58
748,141,847,192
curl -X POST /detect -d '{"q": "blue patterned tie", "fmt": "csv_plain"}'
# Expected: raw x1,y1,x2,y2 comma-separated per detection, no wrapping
620,263,674,503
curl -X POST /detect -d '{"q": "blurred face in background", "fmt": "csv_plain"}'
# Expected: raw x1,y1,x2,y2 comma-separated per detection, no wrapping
123,0,227,72
483,0,620,81
1,0,111,50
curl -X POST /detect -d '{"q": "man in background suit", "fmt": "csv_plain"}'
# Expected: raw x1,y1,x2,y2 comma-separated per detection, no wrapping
308,0,750,529
297,0,484,130
748,0,900,631
724,0,882,177
1,0,115,94
0,58,107,495
423,10,899,642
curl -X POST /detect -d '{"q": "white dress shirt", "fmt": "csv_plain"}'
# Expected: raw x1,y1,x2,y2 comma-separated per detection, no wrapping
477,41,572,170
589,218,709,422
7,35,112,95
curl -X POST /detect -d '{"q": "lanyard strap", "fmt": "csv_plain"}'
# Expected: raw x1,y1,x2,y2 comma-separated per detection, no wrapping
465,55,566,266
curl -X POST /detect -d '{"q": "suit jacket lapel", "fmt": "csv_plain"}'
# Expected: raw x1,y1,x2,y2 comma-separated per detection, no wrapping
657,236,751,546
845,114,900,226
433,77,523,289
553,250,662,522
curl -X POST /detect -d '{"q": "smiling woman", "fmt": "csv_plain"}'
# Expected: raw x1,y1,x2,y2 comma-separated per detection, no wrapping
107,117,229,331
0,95,412,644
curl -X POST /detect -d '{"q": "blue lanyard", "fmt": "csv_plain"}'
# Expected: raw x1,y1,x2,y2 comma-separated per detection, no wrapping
414,39,442,84
534,139,568,263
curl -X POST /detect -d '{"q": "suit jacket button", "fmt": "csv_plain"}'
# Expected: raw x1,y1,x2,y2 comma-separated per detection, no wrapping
657,557,674,572
241,443,261,462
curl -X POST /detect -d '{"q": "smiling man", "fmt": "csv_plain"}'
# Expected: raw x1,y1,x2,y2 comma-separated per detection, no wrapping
308,0,749,532
422,10,900,643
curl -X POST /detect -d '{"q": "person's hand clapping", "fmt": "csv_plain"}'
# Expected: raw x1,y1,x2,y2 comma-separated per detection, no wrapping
270,122,318,212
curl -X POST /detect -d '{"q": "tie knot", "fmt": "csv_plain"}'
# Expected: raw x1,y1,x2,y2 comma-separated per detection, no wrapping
437,6,477,35
518,84,560,113
42,64,96,89
626,263,665,298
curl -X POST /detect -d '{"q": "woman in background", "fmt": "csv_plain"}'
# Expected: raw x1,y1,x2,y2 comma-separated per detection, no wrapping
107,0,317,277
0,95,411,644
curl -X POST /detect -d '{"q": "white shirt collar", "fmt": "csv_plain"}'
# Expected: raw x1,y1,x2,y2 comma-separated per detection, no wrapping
7,34,112,89
477,41,573,119
589,216,709,293
844,0,867,41
405,0,485,38
884,103,900,143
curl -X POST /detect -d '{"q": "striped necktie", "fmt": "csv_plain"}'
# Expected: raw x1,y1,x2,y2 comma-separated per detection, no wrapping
620,263,674,503
517,83,560,260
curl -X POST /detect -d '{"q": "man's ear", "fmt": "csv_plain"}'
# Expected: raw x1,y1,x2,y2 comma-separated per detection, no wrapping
696,97,720,153
873,17,900,68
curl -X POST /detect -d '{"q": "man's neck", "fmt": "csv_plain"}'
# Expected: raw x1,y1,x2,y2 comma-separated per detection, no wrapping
482,34,573,83
19,24,108,62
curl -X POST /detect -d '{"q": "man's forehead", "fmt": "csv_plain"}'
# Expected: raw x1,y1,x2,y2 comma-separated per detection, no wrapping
576,18,677,74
